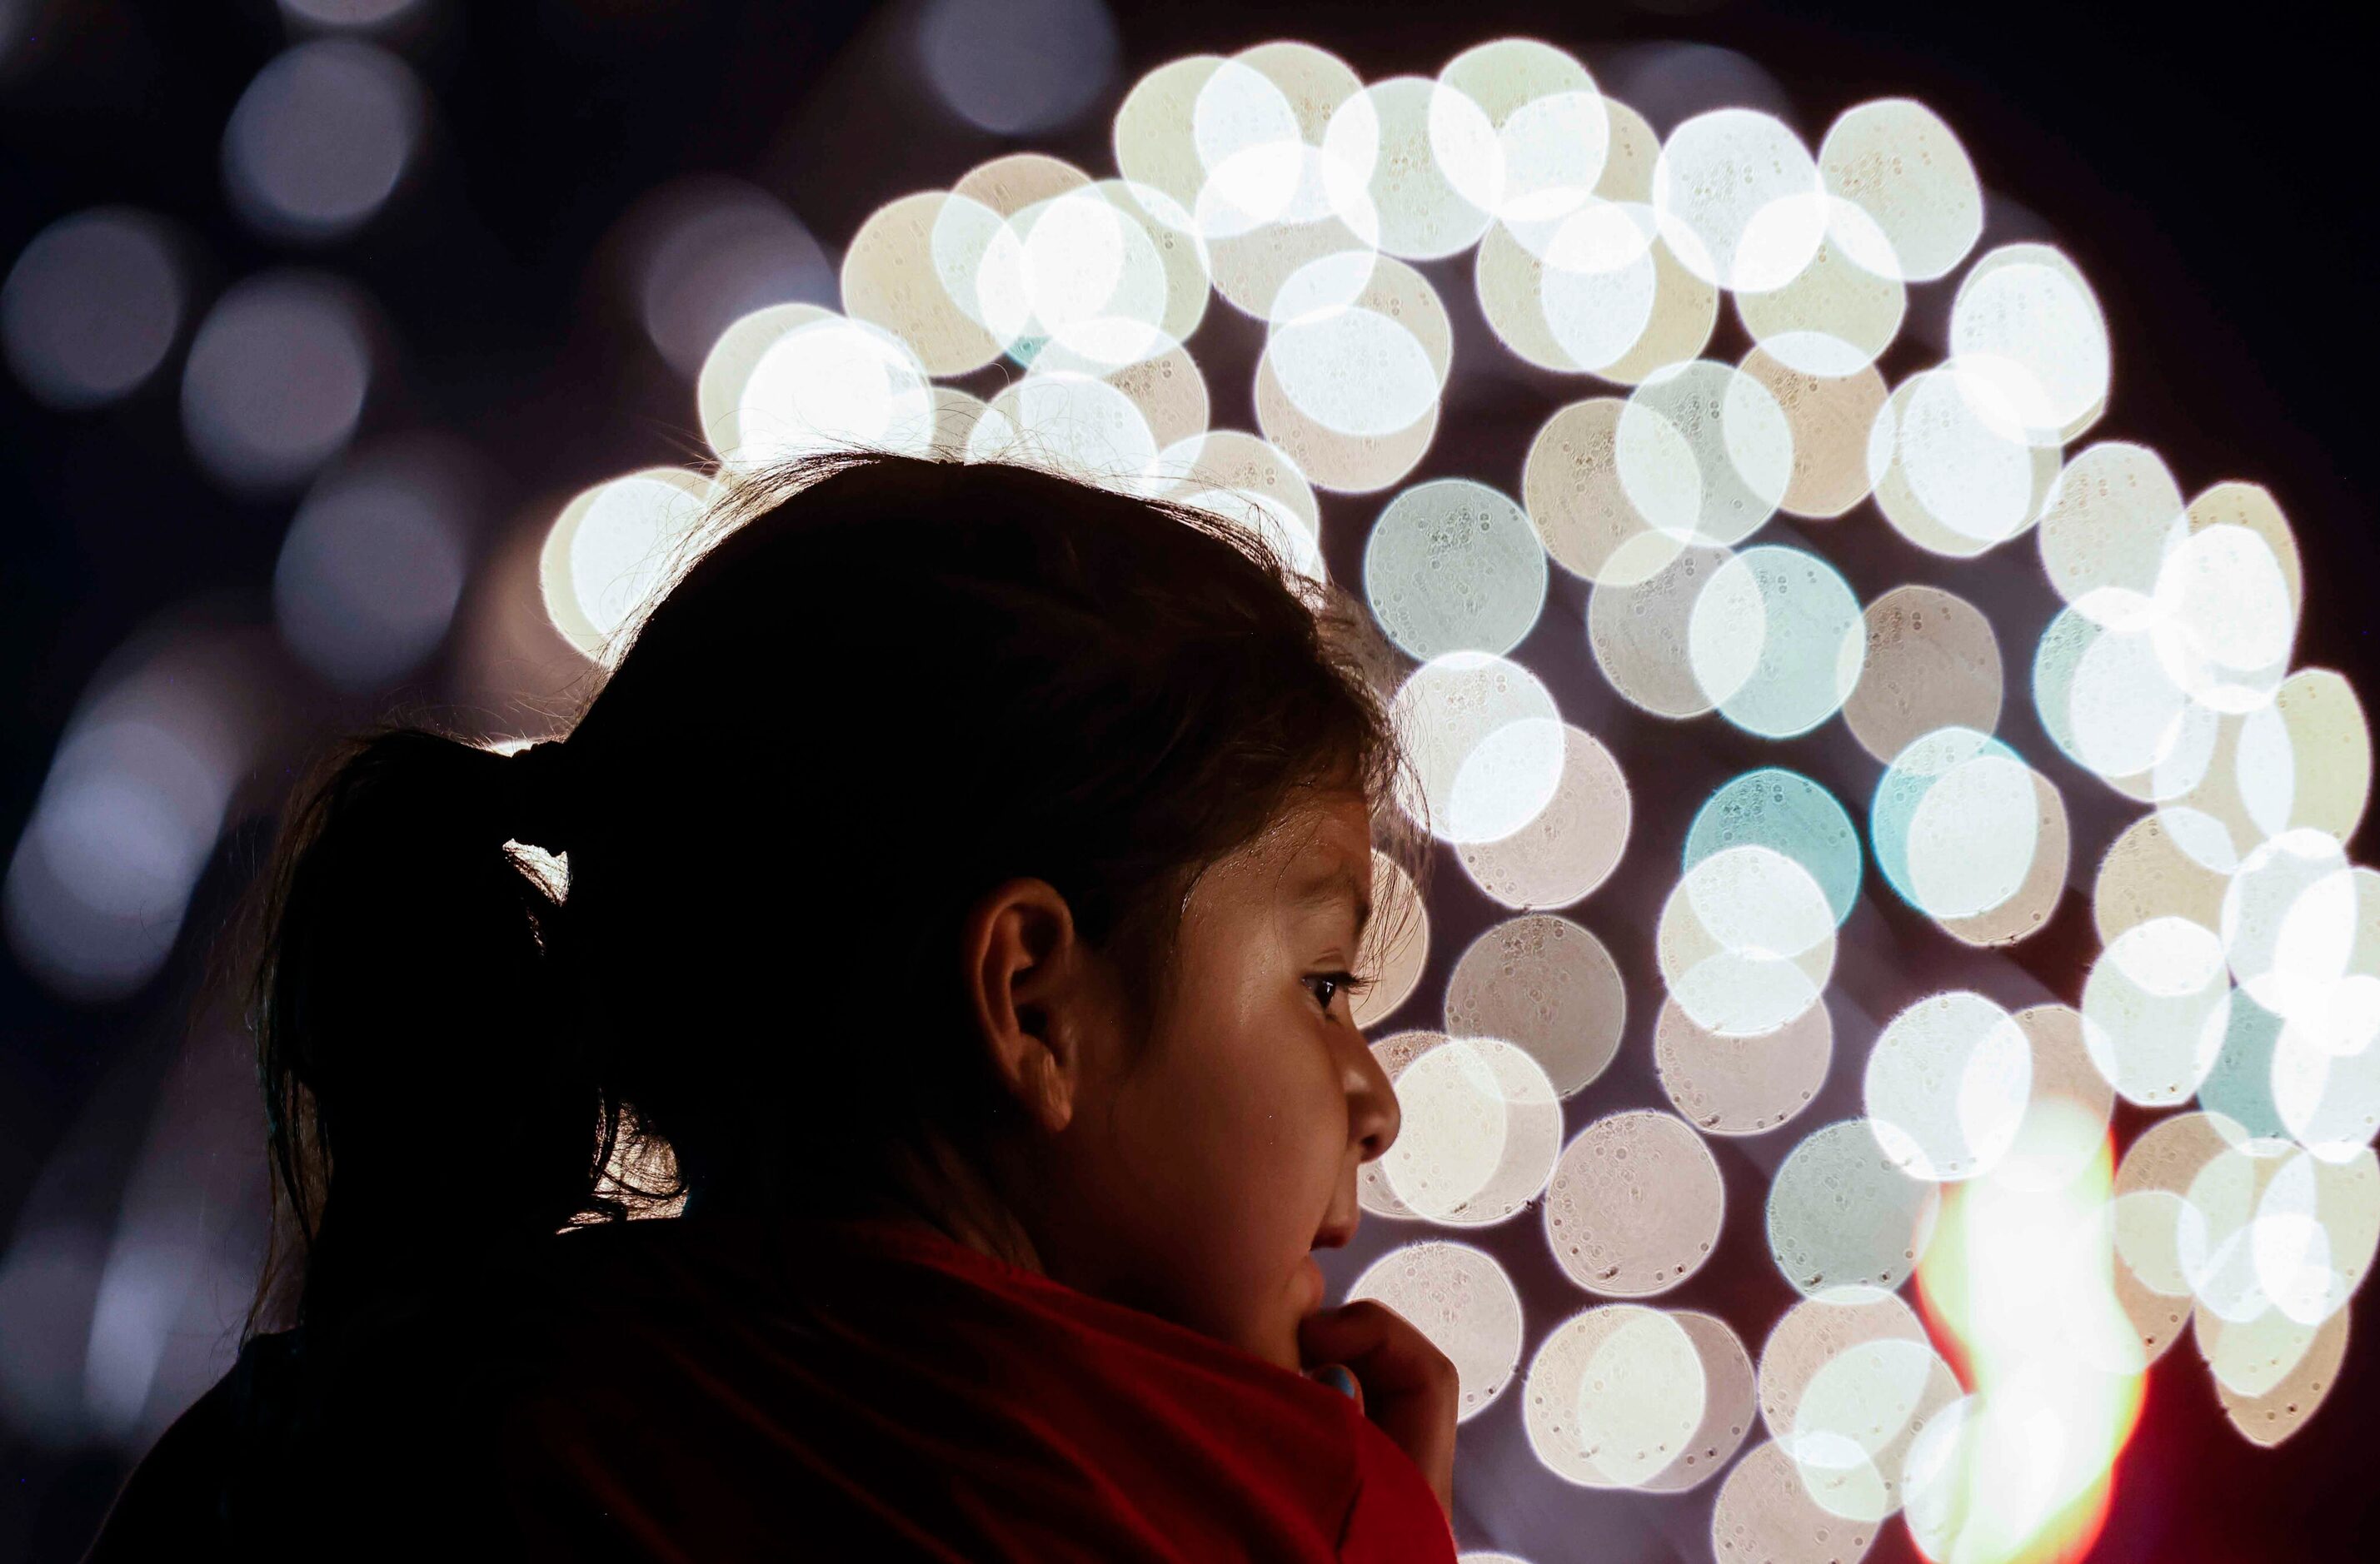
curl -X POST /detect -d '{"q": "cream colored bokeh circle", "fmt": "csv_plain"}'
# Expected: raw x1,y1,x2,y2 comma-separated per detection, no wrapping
1347,1241,1524,1422
1544,1110,1726,1295
1454,723,1632,910
1444,913,1627,1096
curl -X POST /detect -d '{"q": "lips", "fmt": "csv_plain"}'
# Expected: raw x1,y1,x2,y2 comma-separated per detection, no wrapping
1311,1212,1359,1251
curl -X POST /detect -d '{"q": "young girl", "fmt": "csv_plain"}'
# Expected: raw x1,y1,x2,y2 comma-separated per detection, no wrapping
86,452,1462,1561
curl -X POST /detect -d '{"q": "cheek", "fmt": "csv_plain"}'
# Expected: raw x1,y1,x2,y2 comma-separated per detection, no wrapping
1126,1004,1345,1247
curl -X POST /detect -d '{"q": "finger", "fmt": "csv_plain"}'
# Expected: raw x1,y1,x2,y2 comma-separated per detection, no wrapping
1306,1362,1365,1412
1296,1301,1447,1394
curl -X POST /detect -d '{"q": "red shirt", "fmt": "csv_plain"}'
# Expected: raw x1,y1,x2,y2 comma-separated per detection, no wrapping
91,1212,1459,1562
499,1213,1459,1562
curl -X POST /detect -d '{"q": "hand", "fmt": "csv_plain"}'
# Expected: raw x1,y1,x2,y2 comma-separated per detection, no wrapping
1297,1300,1457,1523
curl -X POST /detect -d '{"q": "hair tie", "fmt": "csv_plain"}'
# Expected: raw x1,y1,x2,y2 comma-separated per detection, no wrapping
506,740,578,854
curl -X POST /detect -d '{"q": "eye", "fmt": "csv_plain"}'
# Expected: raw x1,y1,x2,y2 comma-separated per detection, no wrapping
1304,969,1377,1015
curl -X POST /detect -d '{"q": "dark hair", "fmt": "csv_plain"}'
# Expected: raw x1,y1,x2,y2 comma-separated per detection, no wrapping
242,451,1423,1332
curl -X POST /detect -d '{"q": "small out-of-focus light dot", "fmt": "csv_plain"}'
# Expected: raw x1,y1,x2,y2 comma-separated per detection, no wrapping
181,270,372,495
279,0,420,25
1380,1035,1563,1226
917,0,1119,137
1864,990,2033,1181
1146,431,1322,580
1522,397,1665,582
1767,1123,1941,1293
1656,990,1832,1136
841,192,1006,377
1819,97,1983,283
1950,244,2110,446
2080,914,2230,1106
983,181,1210,372
1937,765,2068,948
1322,77,1493,261
1454,722,1632,911
2035,605,2213,792
3,636,253,1003
1734,198,1904,377
1389,651,1565,844
1657,843,1835,1038
1357,1029,1449,1220
2213,1303,2348,1447
1524,1304,1707,1489
2271,668,2373,843
1640,1312,1755,1494
1686,545,1864,740
2094,812,2228,947
1871,725,2038,919
1759,1284,1930,1444
1436,38,1611,226
1868,362,2062,556
1364,477,1547,661
222,40,424,243
1993,1004,2116,1193
2220,828,2355,1028
1445,914,1626,1097
1544,1109,1724,1295
272,435,474,691
968,370,1157,488
1621,358,1793,548
1252,254,1447,493
1589,539,1729,718
1685,767,1860,924
1114,55,1227,217
629,176,832,381
697,301,831,461
1265,294,1438,437
2151,522,2296,715
1252,358,1437,494
1786,1335,1961,1523
1739,346,1885,519
539,467,718,663
2185,481,2303,620
736,312,937,468
1844,584,2004,766
2037,441,2185,610
1346,1242,1523,1422
1350,849,1428,1029
1534,202,1662,364
1653,108,1824,293
1,207,184,411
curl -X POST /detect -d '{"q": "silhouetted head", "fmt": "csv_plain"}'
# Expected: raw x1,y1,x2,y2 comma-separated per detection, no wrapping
247,451,1425,1369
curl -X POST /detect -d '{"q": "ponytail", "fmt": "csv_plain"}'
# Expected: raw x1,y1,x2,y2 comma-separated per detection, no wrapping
245,726,610,1334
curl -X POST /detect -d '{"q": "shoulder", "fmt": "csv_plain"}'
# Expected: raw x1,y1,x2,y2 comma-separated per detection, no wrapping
1333,1403,1459,1564
83,1352,245,1561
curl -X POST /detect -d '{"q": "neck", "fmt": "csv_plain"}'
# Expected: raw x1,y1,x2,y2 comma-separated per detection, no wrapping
869,1129,1045,1274
686,1128,1044,1276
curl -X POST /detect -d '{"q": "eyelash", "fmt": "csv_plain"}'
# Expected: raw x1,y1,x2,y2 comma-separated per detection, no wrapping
1305,970,1378,1014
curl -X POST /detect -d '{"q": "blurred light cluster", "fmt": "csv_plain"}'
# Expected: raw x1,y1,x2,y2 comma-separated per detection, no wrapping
4,17,2369,1564
523,37,2371,1564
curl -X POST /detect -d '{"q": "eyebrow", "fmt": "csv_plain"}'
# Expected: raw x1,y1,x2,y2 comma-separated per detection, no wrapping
1289,862,1373,941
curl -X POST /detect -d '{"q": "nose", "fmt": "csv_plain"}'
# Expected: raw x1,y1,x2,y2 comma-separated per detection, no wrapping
1345,1029,1400,1163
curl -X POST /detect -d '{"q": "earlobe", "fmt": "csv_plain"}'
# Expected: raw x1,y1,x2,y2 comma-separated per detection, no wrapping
1023,1043,1074,1133
961,878,1081,1137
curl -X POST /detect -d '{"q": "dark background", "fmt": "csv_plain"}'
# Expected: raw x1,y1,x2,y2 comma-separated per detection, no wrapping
3,0,2374,1558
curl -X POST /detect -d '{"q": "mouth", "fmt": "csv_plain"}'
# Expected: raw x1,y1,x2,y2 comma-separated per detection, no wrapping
1310,1209,1359,1253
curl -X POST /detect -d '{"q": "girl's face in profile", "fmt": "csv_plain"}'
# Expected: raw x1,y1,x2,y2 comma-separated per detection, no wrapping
1009,792,1402,1372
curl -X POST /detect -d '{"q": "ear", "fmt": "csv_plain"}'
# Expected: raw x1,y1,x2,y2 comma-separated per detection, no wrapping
960,877,1098,1135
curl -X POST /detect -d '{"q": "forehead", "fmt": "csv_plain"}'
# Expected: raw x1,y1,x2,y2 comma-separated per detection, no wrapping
1198,794,1374,909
